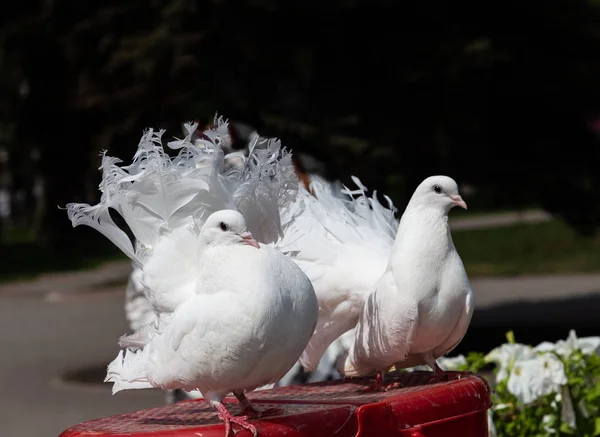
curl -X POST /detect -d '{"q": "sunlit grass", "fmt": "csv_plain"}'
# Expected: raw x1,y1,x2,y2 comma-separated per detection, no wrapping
455,219,600,277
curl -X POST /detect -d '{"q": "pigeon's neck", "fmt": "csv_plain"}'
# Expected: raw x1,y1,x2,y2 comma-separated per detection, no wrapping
390,205,454,271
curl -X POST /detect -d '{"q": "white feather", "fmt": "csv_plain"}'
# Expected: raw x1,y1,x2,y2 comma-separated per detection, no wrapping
66,118,298,267
275,177,398,372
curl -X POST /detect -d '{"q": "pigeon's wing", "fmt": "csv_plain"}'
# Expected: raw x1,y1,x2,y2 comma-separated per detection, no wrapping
343,271,419,376
436,283,474,359
277,177,398,371
107,291,249,393
299,305,359,371
144,292,246,390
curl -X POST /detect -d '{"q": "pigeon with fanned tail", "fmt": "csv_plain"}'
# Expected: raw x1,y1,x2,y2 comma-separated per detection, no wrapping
342,176,473,386
276,175,473,389
107,210,318,437
118,119,300,403
67,122,318,436
275,176,398,375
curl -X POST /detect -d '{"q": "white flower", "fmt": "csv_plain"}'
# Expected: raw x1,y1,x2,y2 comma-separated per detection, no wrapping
405,355,466,373
403,364,430,372
507,353,567,404
542,414,557,434
485,343,536,382
535,330,600,359
438,355,467,370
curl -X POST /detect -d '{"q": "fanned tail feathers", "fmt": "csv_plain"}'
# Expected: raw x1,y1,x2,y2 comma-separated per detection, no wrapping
277,175,398,266
66,116,299,266
105,349,153,394
276,176,398,372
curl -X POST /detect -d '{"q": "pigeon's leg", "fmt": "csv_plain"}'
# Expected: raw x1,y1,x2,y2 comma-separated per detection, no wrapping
375,371,384,390
233,391,260,417
211,400,257,437
382,371,403,391
233,391,282,418
425,356,450,383
359,370,404,392
359,370,385,392
165,389,193,405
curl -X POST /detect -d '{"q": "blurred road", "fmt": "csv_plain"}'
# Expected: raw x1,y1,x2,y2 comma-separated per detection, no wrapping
0,274,163,437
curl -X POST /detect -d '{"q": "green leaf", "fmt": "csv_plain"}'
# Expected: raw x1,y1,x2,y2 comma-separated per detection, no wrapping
593,417,600,436
506,330,516,344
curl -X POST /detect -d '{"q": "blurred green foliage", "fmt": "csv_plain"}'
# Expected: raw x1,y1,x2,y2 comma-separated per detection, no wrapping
456,220,600,276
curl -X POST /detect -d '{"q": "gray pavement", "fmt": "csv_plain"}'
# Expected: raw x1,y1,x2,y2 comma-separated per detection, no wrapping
449,209,552,231
0,287,163,437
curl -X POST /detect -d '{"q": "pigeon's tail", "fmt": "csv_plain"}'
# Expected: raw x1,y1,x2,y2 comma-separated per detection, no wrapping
341,353,361,377
276,177,397,374
299,318,354,372
105,349,153,394
339,337,370,378
276,175,398,260
124,265,156,332
118,322,158,350
66,116,299,268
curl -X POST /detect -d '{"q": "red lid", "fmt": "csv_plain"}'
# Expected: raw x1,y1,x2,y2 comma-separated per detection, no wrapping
59,371,491,437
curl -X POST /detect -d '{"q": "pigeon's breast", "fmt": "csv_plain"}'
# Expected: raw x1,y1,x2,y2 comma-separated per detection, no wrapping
194,245,318,390
409,257,470,355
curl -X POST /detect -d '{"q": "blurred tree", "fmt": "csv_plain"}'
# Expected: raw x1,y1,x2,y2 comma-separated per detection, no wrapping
1,0,600,244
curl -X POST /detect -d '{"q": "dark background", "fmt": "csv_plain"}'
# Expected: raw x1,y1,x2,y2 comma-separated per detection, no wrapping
3,0,600,244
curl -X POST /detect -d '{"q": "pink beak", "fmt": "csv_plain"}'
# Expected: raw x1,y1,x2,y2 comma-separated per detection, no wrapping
450,195,468,210
241,231,260,249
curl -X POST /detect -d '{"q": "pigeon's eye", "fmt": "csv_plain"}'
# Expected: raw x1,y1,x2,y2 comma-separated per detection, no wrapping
433,185,442,194
219,222,228,231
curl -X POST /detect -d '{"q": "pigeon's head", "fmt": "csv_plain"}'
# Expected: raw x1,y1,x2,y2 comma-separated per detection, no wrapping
200,210,260,249
411,176,467,213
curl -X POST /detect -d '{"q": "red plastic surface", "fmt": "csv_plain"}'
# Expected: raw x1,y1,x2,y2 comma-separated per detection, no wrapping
59,371,491,437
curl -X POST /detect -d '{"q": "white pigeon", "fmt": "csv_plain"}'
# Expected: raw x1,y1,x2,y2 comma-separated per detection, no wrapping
275,175,398,374
107,210,318,436
66,120,319,435
115,119,300,402
343,176,473,383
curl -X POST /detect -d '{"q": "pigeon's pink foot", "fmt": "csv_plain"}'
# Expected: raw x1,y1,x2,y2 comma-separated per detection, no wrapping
243,406,283,418
359,371,386,393
233,390,282,418
427,361,451,384
214,402,257,437
384,381,403,390
428,372,451,384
